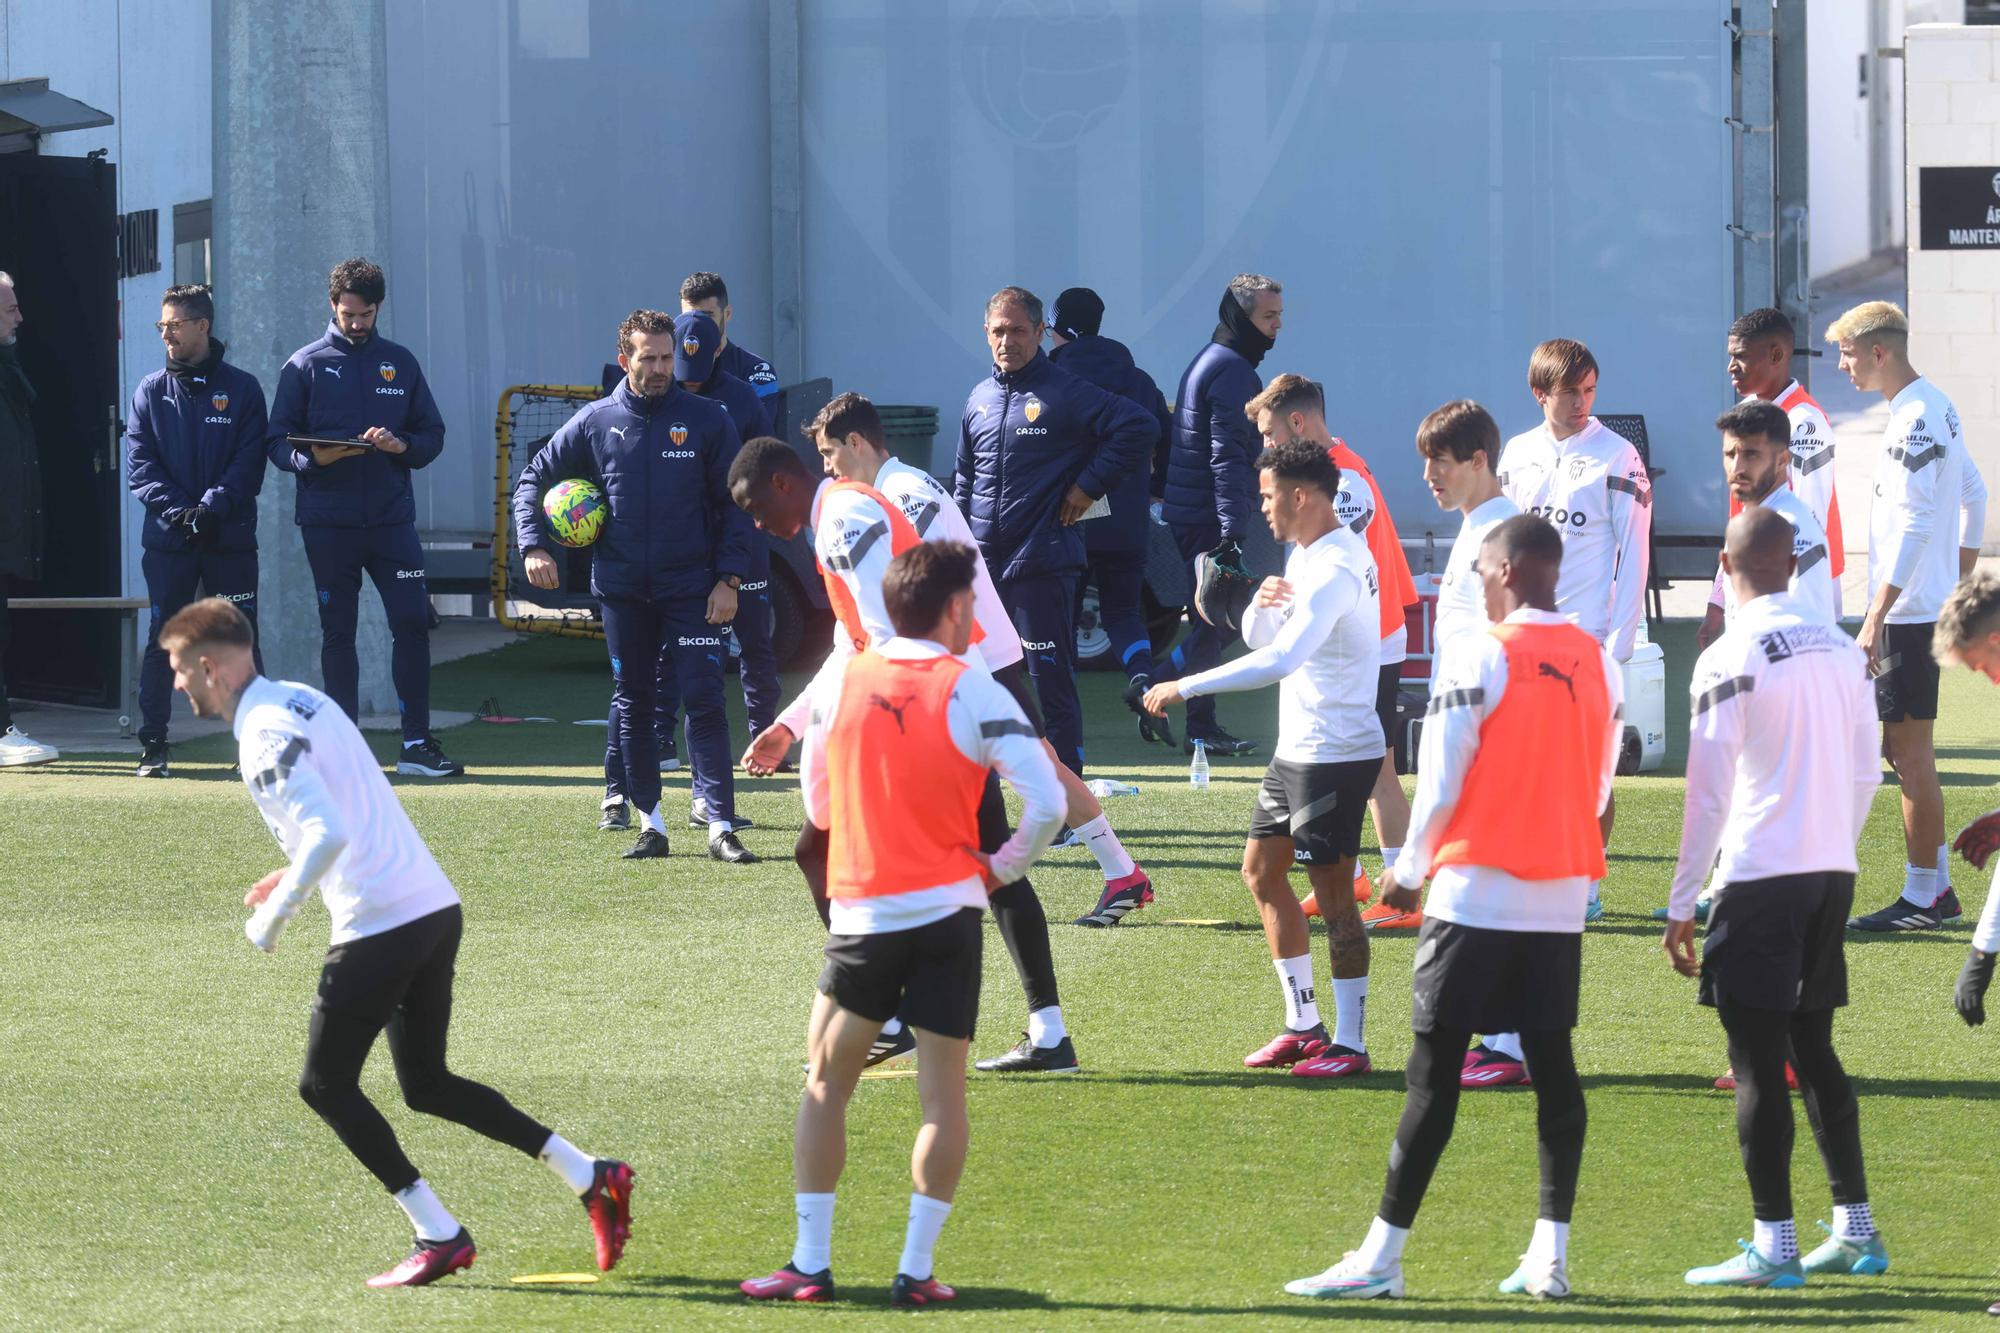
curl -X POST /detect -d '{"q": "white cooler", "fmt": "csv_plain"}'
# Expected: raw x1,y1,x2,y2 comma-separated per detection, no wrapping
1620,638,1667,773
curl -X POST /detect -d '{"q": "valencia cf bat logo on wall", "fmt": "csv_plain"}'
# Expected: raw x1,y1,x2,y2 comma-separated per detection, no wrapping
379,362,397,383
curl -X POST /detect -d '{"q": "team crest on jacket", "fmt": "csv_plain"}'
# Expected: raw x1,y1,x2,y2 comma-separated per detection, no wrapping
1023,397,1043,423
670,423,689,446
211,392,229,412
1568,456,1588,480
682,334,701,357
378,361,397,383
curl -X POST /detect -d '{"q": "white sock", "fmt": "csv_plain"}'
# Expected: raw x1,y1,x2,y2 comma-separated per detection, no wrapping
791,1192,836,1274
1332,976,1368,1052
1355,1215,1409,1270
1833,1201,1877,1242
402,738,424,750
1940,843,1954,894
1526,1217,1569,1266
882,1016,904,1037
1485,1031,1524,1062
1752,1217,1797,1264
639,806,667,835
1587,879,1602,906
1274,955,1320,1029
1028,1005,1066,1047
709,818,732,841
538,1133,597,1195
1903,862,1941,908
1075,814,1136,880
393,1178,459,1241
897,1193,953,1280
1381,846,1400,879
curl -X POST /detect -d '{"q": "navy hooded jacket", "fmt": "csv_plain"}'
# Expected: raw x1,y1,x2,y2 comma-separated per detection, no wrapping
512,380,751,602
266,323,447,529
126,343,269,554
954,349,1154,580
1047,335,1171,555
1164,341,1263,540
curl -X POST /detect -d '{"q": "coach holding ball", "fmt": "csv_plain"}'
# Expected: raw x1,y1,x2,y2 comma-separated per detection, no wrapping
515,309,757,867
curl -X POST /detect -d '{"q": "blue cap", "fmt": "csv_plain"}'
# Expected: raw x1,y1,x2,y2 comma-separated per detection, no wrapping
674,311,720,384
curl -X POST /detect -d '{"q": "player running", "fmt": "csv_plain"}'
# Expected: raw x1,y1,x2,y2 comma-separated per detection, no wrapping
1411,400,1533,1089
1245,375,1419,923
158,597,632,1288
740,542,1064,1308
729,431,1085,1073
806,393,1152,927
1143,441,1383,1080
1498,338,1650,922
1665,507,1885,1290
1287,515,1619,1301
1934,571,2000,1317
1830,300,1987,931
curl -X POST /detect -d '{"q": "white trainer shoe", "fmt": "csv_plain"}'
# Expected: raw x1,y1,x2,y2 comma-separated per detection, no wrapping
1283,1251,1404,1299
0,725,57,767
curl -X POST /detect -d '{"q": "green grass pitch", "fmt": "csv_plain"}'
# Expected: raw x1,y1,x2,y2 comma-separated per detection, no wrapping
6,621,2000,1328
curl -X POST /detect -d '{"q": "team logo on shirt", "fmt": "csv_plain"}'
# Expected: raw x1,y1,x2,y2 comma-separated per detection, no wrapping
1023,397,1043,423
378,362,396,383
867,692,915,733
1568,456,1589,480
211,392,230,412
669,423,689,446
682,333,701,357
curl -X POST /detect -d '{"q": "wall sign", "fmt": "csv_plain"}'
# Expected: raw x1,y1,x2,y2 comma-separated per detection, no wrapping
1919,167,2000,249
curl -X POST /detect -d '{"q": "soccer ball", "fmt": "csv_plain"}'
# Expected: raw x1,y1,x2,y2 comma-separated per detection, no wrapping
542,479,606,548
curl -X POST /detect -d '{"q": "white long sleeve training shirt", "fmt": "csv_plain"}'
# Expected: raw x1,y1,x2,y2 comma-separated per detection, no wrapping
801,637,1064,936
1431,494,1519,657
775,470,1026,741
1706,485,1839,626
1667,594,1879,922
234,677,458,945
1870,377,1984,625
1498,417,1653,661
1175,525,1385,765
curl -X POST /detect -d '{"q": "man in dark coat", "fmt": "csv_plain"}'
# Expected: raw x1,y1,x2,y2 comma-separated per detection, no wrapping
0,271,56,767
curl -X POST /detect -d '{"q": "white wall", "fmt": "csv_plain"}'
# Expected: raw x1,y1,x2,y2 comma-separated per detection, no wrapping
0,0,214,599
1811,0,1874,276
1904,21,2000,549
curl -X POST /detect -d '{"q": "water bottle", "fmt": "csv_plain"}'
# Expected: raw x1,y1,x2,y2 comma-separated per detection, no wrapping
1086,777,1140,799
1189,739,1210,789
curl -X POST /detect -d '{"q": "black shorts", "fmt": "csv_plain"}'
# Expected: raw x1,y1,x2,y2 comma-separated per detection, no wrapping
1699,871,1853,1013
314,904,462,1024
989,660,1048,738
1874,621,1941,722
1247,756,1377,864
1374,662,1402,757
1409,917,1581,1034
819,907,984,1039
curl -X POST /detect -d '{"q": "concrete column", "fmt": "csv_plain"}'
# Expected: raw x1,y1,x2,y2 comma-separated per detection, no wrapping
769,0,805,382
213,0,395,710
1905,22,2000,551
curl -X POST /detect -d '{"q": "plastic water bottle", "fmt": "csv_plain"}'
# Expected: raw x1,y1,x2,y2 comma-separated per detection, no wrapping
1189,739,1210,789
1086,777,1140,799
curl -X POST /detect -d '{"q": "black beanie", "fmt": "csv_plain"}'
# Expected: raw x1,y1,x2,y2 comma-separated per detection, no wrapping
1051,287,1105,340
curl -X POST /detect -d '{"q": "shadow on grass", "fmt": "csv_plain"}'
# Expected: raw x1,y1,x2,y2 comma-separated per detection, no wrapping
494,1271,1951,1323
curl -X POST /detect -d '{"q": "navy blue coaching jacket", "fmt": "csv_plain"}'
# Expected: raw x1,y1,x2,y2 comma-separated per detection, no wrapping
126,342,269,554
954,349,1154,580
266,323,447,529
1047,334,1171,556
1164,341,1263,540
513,380,752,602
